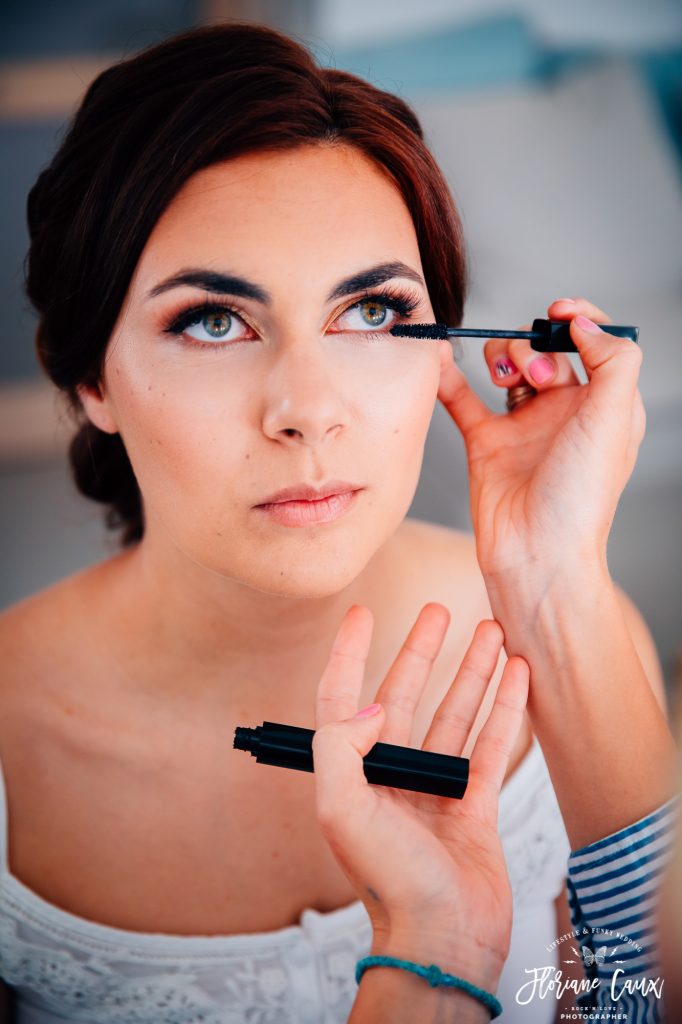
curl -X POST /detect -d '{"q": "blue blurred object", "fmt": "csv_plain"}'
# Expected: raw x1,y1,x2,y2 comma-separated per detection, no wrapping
309,14,595,94
639,50,682,175
311,13,682,174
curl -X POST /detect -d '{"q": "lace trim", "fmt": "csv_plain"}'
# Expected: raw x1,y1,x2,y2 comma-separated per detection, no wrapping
0,899,373,1023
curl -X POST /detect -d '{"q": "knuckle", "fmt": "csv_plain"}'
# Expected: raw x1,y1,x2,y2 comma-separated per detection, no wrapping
318,691,355,712
403,640,438,666
383,691,419,716
329,647,366,666
435,707,472,734
493,694,524,713
460,654,494,683
479,732,513,759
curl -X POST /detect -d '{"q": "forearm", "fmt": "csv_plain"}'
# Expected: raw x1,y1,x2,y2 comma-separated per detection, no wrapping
484,561,678,849
349,929,503,1024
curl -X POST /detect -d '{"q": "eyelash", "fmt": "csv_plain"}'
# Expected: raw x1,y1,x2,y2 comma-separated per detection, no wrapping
160,285,423,350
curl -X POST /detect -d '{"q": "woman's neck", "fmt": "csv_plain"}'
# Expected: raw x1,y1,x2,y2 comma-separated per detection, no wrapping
93,524,394,719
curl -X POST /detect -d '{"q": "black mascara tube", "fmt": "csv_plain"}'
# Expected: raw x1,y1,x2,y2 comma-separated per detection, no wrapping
233,721,469,799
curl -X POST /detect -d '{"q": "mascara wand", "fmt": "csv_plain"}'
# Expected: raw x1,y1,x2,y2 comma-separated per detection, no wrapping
389,318,639,353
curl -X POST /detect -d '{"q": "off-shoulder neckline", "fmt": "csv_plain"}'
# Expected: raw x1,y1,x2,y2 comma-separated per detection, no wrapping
0,734,540,952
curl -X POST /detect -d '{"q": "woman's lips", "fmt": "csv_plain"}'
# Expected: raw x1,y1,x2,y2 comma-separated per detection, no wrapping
254,489,362,527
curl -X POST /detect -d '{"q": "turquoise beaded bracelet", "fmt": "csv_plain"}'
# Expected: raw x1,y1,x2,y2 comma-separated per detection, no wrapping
355,955,503,1019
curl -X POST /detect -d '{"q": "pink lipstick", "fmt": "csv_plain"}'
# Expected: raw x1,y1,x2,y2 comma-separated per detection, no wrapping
253,480,363,527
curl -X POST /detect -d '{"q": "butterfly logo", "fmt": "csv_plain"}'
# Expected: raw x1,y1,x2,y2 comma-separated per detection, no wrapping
581,946,607,967
564,945,610,967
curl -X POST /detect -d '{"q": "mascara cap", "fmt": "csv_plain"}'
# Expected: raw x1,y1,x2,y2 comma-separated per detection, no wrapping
531,318,639,353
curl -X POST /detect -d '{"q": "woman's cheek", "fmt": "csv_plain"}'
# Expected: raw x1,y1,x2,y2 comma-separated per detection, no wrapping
351,360,437,533
363,350,438,460
118,379,248,529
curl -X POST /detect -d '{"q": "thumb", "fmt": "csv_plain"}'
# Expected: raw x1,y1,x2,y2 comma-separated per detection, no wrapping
570,314,642,411
312,704,385,824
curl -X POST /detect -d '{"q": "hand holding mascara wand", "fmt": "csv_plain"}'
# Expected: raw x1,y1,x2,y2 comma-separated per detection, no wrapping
389,305,639,413
406,297,646,590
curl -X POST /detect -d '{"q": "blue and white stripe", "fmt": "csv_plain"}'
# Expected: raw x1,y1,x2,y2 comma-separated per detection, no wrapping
566,796,680,1024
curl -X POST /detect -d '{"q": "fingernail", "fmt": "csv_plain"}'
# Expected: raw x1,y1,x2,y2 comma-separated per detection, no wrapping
494,357,518,378
355,703,382,719
553,297,576,304
528,356,555,384
575,314,603,334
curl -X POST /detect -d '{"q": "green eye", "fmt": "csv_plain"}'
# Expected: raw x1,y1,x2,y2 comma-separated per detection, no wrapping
336,289,422,336
359,300,389,327
202,311,232,338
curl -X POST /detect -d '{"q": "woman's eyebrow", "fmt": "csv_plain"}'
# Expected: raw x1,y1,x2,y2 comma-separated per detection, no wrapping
144,261,425,303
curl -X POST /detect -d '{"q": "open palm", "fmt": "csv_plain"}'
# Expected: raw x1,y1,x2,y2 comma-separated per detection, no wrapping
312,602,529,964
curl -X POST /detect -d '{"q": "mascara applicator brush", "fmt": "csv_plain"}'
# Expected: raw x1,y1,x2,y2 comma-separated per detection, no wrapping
389,318,639,353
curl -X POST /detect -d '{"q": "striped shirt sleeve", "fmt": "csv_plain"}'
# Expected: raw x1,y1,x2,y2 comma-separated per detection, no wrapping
566,796,680,1024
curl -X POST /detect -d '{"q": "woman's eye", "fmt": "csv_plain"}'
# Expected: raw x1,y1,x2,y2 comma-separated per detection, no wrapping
335,297,401,333
163,303,254,346
183,308,244,344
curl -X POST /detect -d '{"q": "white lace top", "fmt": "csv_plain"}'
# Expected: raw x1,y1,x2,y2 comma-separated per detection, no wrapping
0,735,571,1024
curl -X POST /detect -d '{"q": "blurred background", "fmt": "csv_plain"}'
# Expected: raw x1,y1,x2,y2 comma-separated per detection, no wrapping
1,0,681,696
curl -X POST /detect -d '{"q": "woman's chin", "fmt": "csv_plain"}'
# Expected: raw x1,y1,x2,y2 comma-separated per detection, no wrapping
207,543,375,600
241,561,364,600
179,515,394,598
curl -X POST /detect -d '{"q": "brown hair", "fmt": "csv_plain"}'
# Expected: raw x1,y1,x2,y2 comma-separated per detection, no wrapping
24,21,468,546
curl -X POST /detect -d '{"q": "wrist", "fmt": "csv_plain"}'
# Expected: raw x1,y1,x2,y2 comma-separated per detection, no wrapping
371,926,505,995
481,551,611,611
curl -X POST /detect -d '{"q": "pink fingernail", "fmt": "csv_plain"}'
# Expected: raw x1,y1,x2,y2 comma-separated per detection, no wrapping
528,356,555,384
553,297,576,304
575,314,603,334
494,357,518,378
355,703,382,719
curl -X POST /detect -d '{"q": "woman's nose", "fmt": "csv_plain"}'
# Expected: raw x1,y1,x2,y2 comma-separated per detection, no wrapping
261,344,350,447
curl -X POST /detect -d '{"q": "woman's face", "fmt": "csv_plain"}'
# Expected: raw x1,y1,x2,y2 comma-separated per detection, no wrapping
83,142,448,597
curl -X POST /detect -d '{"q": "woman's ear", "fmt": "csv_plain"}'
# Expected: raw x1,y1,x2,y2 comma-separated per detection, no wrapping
76,381,119,435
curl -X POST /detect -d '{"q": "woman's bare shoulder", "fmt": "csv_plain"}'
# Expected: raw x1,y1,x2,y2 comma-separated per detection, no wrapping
0,555,121,699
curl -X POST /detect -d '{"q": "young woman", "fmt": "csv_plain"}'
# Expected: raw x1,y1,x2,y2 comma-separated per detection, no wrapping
0,21,674,1024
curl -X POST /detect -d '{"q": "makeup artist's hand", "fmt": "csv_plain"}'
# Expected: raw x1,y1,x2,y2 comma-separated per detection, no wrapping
312,602,529,986
436,296,645,581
